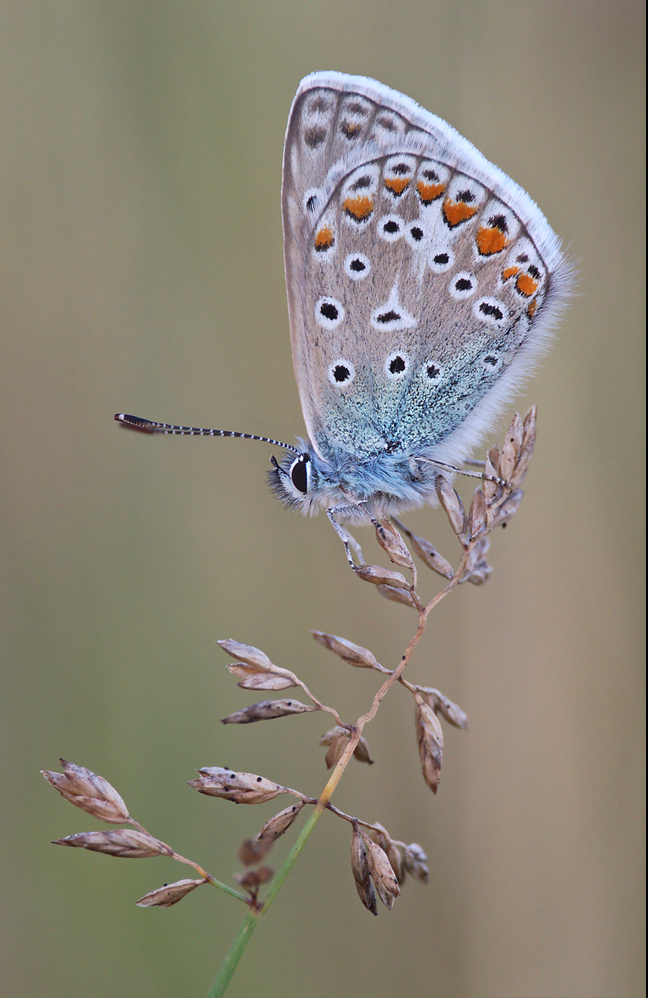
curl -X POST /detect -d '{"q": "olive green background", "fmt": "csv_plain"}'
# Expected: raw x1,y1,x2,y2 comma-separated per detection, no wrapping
2,3,644,997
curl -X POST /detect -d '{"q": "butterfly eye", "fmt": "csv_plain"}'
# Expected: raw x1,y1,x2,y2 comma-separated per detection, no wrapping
289,454,310,495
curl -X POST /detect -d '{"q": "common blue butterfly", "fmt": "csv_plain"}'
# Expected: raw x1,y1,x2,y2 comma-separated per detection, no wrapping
116,72,571,544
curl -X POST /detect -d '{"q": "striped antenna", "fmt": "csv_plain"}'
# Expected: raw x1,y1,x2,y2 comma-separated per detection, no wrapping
114,413,301,455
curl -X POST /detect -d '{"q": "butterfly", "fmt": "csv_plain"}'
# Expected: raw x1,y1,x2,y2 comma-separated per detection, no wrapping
116,72,571,552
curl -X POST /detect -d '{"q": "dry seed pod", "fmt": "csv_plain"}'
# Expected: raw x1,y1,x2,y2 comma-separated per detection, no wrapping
497,466,513,493
492,489,524,526
319,726,351,769
136,878,207,908
257,802,305,843
481,451,501,501
363,837,400,910
506,411,524,454
403,842,429,884
228,667,297,692
466,561,493,586
238,837,273,866
364,821,391,853
464,537,492,585
511,411,536,486
376,584,417,608
53,829,171,859
190,767,286,805
499,425,519,483
350,827,377,915
468,488,487,538
414,695,444,795
419,688,469,730
235,866,274,891
217,639,275,670
384,841,406,885
353,736,374,766
522,405,537,447
435,477,467,536
362,827,406,883
312,631,380,669
41,760,130,824
510,447,533,487
487,445,501,475
221,699,316,724
408,533,454,579
355,564,411,590
464,537,485,573
374,521,414,571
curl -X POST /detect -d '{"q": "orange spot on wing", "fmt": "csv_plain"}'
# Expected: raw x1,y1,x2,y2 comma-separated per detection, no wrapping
476,226,508,255
341,121,362,138
343,195,374,221
416,180,445,204
443,198,478,227
385,177,410,195
516,273,539,297
502,266,520,281
527,300,538,317
314,226,334,251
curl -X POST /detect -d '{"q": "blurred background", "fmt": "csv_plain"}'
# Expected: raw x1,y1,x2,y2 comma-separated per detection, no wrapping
1,3,644,997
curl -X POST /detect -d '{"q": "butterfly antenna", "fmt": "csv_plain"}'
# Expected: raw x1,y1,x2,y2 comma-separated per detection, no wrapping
114,413,301,455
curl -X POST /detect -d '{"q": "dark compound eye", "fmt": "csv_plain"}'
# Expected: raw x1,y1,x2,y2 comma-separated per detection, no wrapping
290,455,309,494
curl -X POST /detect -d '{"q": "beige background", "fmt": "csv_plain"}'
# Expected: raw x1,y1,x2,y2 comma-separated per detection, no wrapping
2,3,644,997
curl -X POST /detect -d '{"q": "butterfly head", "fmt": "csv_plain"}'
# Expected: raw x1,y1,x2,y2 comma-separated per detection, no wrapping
268,450,319,513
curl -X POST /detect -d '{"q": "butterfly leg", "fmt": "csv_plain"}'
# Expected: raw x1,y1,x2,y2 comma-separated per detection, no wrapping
420,457,508,488
326,506,366,568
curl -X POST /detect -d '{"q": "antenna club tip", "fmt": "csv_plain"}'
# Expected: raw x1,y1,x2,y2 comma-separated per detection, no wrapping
114,413,155,433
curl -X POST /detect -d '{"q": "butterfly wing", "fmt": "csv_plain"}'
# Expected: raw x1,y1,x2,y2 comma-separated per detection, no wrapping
282,72,571,469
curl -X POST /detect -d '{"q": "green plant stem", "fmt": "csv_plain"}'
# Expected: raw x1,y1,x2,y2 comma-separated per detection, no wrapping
205,905,258,998
206,805,325,997
206,551,474,997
